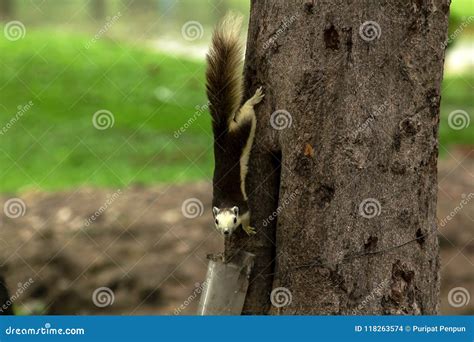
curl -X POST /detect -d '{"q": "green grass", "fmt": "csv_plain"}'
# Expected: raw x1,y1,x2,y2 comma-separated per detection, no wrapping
0,28,472,192
450,0,474,17
0,28,213,192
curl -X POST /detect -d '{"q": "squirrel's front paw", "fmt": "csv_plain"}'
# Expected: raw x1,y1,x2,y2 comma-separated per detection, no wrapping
242,225,257,236
250,87,264,105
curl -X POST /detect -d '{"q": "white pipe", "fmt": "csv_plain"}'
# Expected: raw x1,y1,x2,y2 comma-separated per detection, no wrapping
197,251,255,315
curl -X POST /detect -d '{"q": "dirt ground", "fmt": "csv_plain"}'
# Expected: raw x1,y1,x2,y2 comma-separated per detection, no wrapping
436,146,473,315
0,148,472,315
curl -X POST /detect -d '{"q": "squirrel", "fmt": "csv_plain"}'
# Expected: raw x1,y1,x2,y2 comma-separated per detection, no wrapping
206,14,264,237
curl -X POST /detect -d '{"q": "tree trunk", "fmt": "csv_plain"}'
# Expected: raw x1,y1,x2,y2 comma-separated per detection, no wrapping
226,0,449,315
90,0,107,20
0,275,13,315
0,0,14,20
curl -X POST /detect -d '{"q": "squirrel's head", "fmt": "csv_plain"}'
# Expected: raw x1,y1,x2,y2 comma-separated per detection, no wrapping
213,206,239,236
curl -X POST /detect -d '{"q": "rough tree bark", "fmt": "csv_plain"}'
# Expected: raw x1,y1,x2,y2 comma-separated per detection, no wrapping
226,0,449,315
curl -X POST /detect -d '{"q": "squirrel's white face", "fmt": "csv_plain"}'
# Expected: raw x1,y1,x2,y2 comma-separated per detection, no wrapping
213,206,239,236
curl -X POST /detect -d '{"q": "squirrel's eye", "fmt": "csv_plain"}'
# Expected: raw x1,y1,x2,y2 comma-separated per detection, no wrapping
233,218,237,224
215,219,219,225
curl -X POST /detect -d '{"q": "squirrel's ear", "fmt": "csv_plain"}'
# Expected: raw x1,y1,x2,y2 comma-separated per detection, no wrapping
212,207,219,216
231,206,239,216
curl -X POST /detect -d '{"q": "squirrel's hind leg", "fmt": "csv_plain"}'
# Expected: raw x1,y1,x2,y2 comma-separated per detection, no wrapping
248,87,264,106
229,87,264,132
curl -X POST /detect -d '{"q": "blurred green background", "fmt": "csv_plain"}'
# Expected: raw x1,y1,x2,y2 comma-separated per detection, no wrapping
0,0,472,192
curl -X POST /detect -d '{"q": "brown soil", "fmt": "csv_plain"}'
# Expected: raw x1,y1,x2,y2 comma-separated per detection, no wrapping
0,148,472,315
0,182,222,315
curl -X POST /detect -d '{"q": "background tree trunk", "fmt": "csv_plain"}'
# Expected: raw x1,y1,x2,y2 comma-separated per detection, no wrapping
0,274,13,315
0,0,14,20
212,0,230,21
90,0,107,20
128,0,155,11
226,0,450,315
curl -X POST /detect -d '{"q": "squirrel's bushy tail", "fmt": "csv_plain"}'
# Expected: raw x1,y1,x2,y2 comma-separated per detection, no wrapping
206,13,243,135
